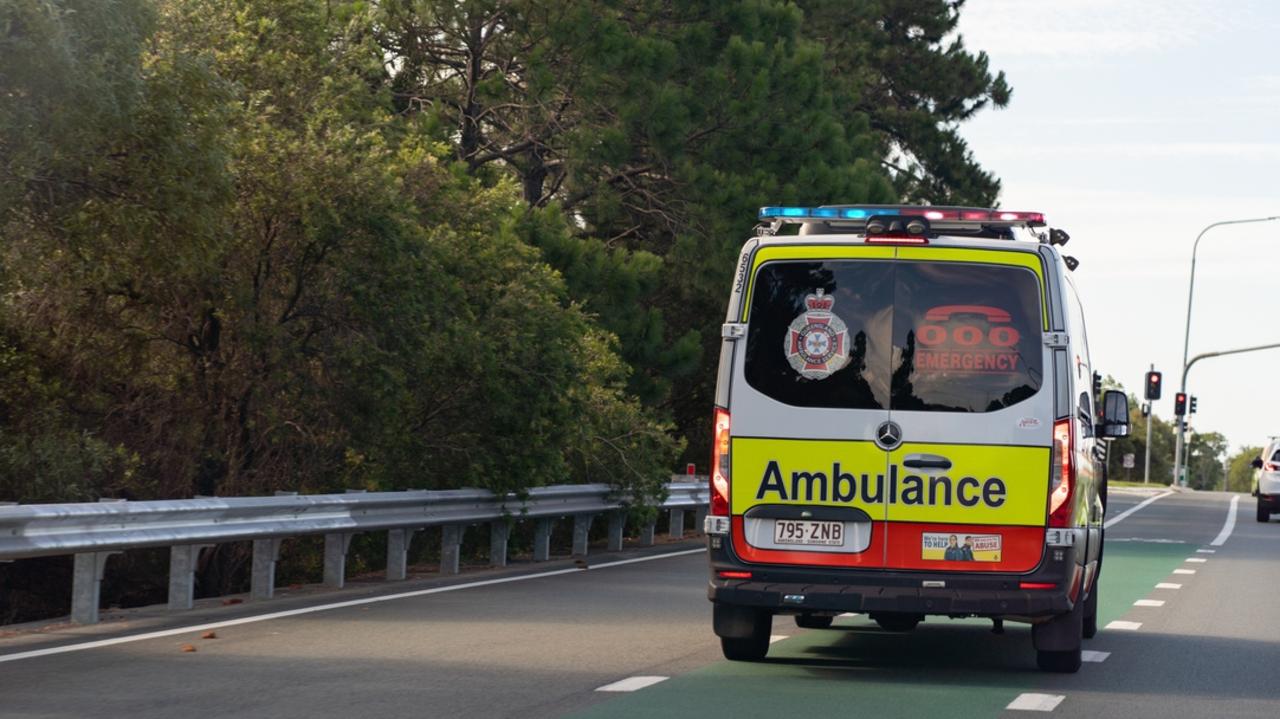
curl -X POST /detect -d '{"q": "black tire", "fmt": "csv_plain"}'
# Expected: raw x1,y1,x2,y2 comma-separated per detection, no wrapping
1082,583,1099,639
1258,500,1270,523
1037,648,1083,673
794,614,834,629
720,631,770,661
871,613,922,632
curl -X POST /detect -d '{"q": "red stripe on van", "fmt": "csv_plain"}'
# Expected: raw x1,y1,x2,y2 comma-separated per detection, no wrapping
883,523,1044,572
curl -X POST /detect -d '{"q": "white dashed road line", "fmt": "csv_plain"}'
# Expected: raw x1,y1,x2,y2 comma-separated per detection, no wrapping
1106,620,1142,631
1173,568,1196,575
1196,549,1215,554
769,635,789,644
1210,495,1241,546
1007,693,1066,712
1134,599,1165,607
1081,650,1110,663
1155,583,1182,589
595,676,669,692
1185,557,1207,563
1104,491,1174,529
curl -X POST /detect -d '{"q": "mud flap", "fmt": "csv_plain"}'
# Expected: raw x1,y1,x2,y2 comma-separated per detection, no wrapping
714,602,771,639
1032,595,1084,652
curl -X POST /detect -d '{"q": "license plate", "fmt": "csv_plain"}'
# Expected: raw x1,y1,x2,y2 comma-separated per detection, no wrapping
773,519,843,546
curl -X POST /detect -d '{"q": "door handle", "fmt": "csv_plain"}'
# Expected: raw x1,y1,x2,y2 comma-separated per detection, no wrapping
902,454,952,470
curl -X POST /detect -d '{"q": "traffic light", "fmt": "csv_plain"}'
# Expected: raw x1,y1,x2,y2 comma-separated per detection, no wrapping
1145,370,1163,400
1189,395,1198,414
1174,392,1187,416
1093,371,1103,400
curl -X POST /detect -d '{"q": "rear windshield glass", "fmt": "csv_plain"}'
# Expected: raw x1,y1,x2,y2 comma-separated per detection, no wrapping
743,258,1043,413
1272,448,1280,463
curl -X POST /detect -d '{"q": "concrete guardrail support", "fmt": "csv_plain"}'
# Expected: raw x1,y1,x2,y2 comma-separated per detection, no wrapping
71,550,120,624
640,520,656,546
386,528,419,581
323,533,355,588
167,544,213,610
489,521,510,567
572,514,592,556
694,505,708,535
669,508,686,539
607,512,625,552
533,519,553,562
440,525,463,575
251,538,282,600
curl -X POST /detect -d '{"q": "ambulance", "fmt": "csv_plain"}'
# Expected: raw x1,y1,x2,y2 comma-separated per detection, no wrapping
703,205,1131,673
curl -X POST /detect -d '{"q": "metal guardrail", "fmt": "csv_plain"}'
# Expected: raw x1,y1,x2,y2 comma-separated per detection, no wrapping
0,479,709,625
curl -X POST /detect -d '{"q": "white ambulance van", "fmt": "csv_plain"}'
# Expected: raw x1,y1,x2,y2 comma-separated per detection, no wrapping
704,205,1130,673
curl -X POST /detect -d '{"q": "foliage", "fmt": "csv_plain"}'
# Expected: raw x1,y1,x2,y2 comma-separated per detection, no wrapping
1226,445,1263,494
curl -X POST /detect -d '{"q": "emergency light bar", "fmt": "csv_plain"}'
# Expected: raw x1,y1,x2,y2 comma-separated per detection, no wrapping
758,205,1046,227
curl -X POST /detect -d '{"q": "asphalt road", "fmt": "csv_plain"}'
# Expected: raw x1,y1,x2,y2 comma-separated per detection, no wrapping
1,488,1275,718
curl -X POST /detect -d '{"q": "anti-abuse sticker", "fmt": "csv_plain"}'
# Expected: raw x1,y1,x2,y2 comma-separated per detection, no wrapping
922,532,1002,562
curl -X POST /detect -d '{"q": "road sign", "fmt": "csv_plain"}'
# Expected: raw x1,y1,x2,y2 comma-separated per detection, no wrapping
1123,453,1135,469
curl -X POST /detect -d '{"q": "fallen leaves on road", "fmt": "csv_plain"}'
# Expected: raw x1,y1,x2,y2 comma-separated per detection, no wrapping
201,631,217,639
180,644,197,653
220,598,243,606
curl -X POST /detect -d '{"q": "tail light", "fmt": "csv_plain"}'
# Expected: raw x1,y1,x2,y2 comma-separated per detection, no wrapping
1048,418,1074,527
711,409,731,516
1265,462,1280,472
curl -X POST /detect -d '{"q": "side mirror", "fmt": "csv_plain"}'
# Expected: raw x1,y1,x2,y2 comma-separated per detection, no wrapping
1096,390,1130,438
1252,457,1265,470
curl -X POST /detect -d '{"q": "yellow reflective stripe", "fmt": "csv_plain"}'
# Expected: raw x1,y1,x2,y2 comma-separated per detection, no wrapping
731,437,1050,527
740,245,894,321
895,246,1049,329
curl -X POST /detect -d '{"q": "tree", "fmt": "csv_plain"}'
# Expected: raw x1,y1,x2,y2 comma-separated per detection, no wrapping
1184,431,1228,491
1226,446,1263,494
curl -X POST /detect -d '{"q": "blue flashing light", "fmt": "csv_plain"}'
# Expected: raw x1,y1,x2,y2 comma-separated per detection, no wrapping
758,206,808,218
758,205,903,220
810,208,840,218
839,209,868,219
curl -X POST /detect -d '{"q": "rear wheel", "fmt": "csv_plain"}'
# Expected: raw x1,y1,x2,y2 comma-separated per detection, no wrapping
715,604,772,662
1037,648,1083,673
794,614,834,629
1032,593,1084,673
1082,583,1099,639
871,613,922,632
1258,499,1271,523
720,632,770,661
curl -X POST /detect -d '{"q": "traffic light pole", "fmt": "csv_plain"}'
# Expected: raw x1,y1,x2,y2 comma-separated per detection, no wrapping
1143,364,1153,484
1175,215,1279,486
1172,341,1280,487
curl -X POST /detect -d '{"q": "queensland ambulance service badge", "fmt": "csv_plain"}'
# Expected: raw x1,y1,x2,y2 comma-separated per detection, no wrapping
784,289,850,380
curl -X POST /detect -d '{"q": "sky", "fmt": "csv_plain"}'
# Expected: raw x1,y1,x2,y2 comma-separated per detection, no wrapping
955,0,1280,467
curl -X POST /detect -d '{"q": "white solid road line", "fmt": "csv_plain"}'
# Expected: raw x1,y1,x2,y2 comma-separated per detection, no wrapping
1104,491,1174,529
1155,583,1182,589
1106,620,1142,631
595,676,669,692
1210,495,1241,546
0,547,707,665
1134,599,1165,607
1081,650,1110,663
1007,693,1066,712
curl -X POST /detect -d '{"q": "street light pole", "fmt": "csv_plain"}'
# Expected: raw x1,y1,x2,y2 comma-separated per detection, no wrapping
1143,363,1153,484
1173,216,1280,486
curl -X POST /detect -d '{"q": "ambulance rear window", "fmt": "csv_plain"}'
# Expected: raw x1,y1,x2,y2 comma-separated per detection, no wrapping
743,261,893,409
890,262,1043,412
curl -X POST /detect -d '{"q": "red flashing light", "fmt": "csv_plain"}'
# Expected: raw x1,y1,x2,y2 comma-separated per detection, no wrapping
711,409,731,516
1048,418,1074,528
864,235,929,245
1019,582,1056,590
1265,462,1280,472
717,570,752,580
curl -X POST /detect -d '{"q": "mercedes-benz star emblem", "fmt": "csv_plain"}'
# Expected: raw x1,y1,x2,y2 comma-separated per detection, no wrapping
875,421,903,450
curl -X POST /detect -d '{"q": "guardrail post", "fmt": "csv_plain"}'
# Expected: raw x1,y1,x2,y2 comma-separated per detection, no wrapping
167,544,213,611
489,521,510,567
669,508,686,539
440,525,463,575
323,533,355,588
386,528,419,581
71,551,119,624
533,519,553,562
640,520,656,546
572,514,592,556
607,512,625,551
251,538,282,600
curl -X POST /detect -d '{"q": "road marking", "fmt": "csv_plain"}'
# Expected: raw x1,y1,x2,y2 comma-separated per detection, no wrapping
769,635,789,644
1173,568,1196,575
1196,549,1215,554
0,547,707,664
1210,495,1240,546
595,676,669,692
1185,557,1207,563
1081,650,1110,663
1106,620,1142,631
1155,583,1182,589
1134,599,1165,607
1107,537,1185,544
1104,491,1174,529
1007,693,1065,712
837,612,858,618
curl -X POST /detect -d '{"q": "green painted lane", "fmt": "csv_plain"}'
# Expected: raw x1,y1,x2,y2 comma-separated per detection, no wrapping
573,541,1192,718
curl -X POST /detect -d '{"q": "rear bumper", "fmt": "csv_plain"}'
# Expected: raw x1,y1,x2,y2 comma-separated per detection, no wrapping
707,530,1082,619
1258,493,1280,510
